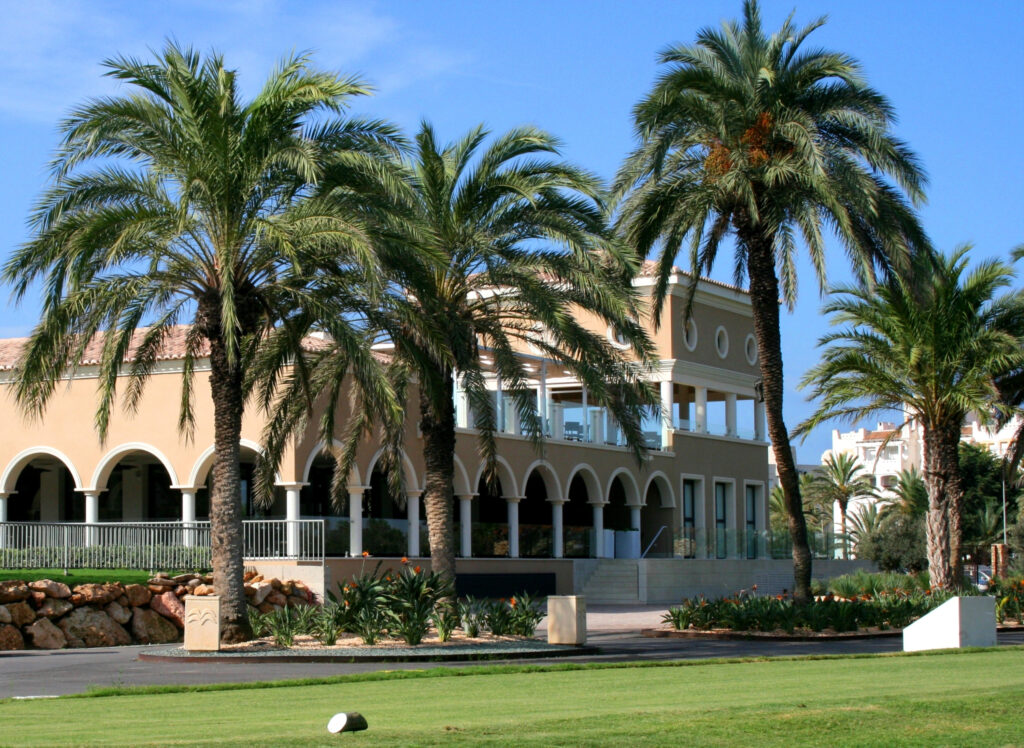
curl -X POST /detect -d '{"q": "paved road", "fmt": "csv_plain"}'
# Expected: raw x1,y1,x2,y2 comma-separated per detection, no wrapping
2,628,1022,700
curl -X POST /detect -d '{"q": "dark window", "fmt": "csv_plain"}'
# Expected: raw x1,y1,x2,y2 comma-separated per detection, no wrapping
745,485,758,559
682,479,696,558
715,483,728,559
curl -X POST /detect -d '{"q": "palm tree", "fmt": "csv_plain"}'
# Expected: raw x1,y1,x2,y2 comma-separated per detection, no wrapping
613,0,928,602
881,467,928,519
806,453,877,559
396,123,657,582
847,502,884,552
1,44,404,641
797,247,1024,589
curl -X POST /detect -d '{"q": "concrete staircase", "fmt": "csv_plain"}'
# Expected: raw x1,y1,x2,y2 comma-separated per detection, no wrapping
579,559,642,604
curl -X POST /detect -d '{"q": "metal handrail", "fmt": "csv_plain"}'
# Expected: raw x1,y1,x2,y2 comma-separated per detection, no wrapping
642,525,668,558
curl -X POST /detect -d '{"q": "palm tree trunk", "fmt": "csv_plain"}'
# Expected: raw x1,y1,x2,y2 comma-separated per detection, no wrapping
420,367,457,585
205,324,253,643
839,503,849,561
922,424,962,589
745,230,813,603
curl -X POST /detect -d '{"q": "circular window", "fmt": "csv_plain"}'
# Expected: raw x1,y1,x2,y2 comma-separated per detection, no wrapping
607,324,631,350
715,326,729,359
744,334,758,365
683,318,698,352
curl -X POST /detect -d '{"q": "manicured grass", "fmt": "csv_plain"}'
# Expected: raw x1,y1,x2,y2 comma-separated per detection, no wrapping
0,568,158,586
2,649,1023,746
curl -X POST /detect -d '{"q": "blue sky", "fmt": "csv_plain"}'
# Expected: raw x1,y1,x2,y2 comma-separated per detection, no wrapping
0,0,1021,462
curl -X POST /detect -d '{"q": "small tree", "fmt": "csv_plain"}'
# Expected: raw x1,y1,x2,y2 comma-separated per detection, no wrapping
807,453,877,559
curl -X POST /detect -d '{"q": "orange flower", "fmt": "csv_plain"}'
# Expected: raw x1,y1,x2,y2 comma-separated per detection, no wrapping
401,556,409,565
414,566,422,574
361,550,370,558
510,597,517,607
752,584,758,591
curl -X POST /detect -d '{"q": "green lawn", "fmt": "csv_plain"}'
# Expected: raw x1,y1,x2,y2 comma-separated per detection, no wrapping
2,650,1023,746
0,568,156,586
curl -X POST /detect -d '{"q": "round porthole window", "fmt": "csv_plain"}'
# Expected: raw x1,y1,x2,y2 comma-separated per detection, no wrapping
744,334,758,365
715,326,729,359
683,318,698,352
607,324,631,350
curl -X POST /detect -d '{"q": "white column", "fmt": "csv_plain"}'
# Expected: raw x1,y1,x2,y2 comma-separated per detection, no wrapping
507,400,520,435
725,392,737,437
695,386,708,433
507,497,521,558
348,486,366,557
660,380,674,448
0,493,6,550
551,500,565,559
538,361,548,435
552,402,565,440
273,483,305,557
406,490,421,557
591,409,605,444
630,505,641,533
754,400,766,441
495,375,504,433
591,503,605,558
581,387,590,442
458,494,474,558
83,490,101,547
180,488,197,548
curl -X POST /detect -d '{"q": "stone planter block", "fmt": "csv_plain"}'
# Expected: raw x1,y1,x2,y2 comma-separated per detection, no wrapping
903,595,996,652
547,595,586,645
184,595,221,651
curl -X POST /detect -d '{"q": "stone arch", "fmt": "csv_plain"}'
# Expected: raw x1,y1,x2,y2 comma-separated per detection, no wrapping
1,446,83,494
300,440,362,488
451,454,472,497
520,460,563,503
187,439,270,488
564,464,602,505
365,447,420,493
642,471,676,508
606,468,642,506
91,443,179,490
474,456,519,500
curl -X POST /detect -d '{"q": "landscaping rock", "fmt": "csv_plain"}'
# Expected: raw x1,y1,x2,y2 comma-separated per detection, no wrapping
58,608,131,648
131,608,180,644
186,578,201,589
25,618,66,649
73,583,119,606
280,581,293,596
30,591,47,607
148,577,175,588
117,595,130,608
37,598,74,619
243,570,258,582
267,578,282,590
174,585,189,597
257,602,275,614
192,584,215,596
287,595,309,608
105,601,132,625
265,591,288,607
250,583,273,606
150,591,185,628
69,593,84,606
0,605,10,624
123,584,151,607
7,601,36,627
0,624,25,650
172,573,197,584
28,579,71,598
0,581,30,604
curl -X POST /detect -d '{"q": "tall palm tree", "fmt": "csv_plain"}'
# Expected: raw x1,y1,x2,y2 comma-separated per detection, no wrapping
797,247,1024,589
613,0,928,602
397,123,657,582
847,502,884,552
1,44,404,640
881,467,928,519
807,453,877,559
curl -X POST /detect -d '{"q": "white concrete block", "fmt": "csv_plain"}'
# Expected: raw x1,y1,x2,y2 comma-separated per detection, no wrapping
902,596,996,652
547,595,587,645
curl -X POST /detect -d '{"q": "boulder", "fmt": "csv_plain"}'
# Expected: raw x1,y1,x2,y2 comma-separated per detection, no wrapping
37,598,74,619
193,584,215,596
249,574,263,583
0,605,10,624
30,591,47,608
280,581,294,596
131,608,180,645
265,591,288,607
117,595,130,608
123,584,151,607
150,591,185,628
250,583,273,606
73,584,118,606
104,601,132,625
267,578,282,590
147,577,175,588
0,581,30,604
257,602,275,614
172,573,198,584
58,608,131,648
287,595,309,608
0,624,25,650
25,618,66,650
174,585,189,597
243,570,258,582
186,578,201,589
7,601,36,627
154,572,170,579
28,579,72,598
69,594,85,607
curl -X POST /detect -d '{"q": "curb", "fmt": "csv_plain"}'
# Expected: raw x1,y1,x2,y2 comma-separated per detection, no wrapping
139,644,599,664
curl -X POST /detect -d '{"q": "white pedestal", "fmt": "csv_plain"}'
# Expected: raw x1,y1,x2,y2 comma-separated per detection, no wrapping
547,595,587,645
615,530,641,559
902,596,996,652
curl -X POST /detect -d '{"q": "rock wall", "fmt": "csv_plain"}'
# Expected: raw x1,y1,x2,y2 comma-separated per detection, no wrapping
0,571,315,651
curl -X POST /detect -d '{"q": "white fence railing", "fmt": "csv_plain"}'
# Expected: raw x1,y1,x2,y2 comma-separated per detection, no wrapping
0,519,324,570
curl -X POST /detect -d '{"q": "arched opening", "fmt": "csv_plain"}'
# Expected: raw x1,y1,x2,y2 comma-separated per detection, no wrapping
520,470,552,557
641,480,675,557
565,474,594,557
8,458,79,522
605,476,632,532
364,468,409,556
194,445,270,521
300,451,349,556
100,450,176,521
474,475,509,557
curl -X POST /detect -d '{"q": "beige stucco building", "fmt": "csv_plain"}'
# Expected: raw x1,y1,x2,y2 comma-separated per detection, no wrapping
0,267,863,602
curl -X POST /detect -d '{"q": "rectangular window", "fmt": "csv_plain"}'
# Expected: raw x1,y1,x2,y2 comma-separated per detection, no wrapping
745,485,758,559
682,479,696,559
715,483,728,559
